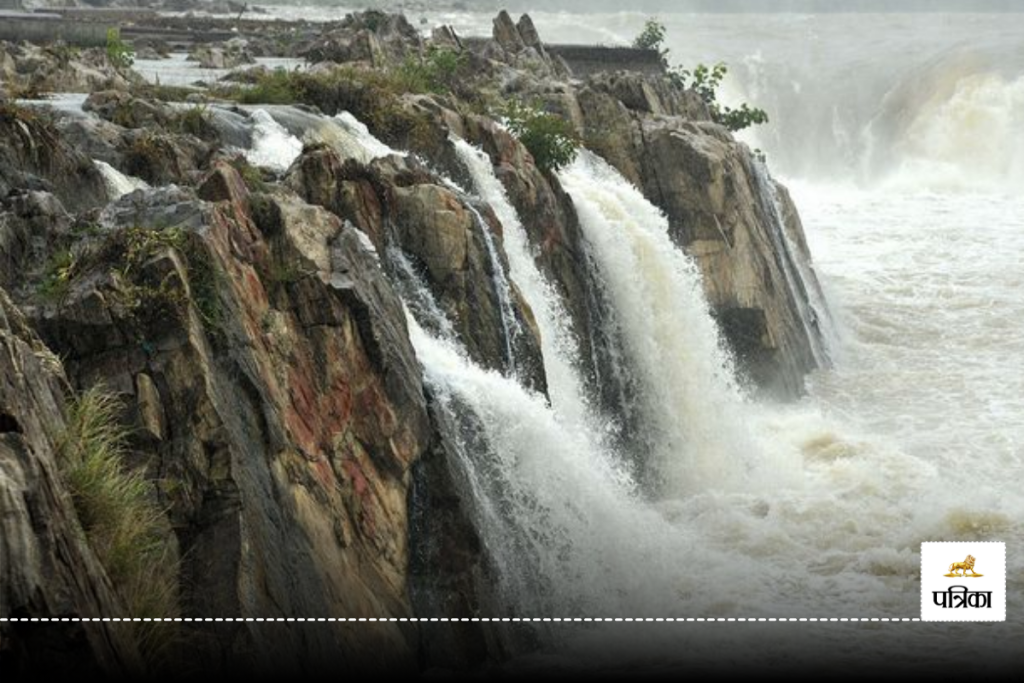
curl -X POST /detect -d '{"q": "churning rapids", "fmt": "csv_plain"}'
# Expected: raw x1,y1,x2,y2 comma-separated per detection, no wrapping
89,5,1024,672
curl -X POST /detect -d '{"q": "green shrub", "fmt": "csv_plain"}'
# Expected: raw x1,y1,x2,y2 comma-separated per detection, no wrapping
228,156,269,193
38,248,78,303
670,62,769,132
229,67,304,104
394,46,467,95
106,28,135,71
58,386,178,663
500,99,580,173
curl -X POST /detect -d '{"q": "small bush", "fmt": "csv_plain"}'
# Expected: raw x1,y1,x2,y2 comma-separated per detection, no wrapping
38,248,78,303
229,67,304,105
106,28,135,71
58,387,178,663
394,46,467,95
670,62,769,133
500,99,580,173
228,156,269,193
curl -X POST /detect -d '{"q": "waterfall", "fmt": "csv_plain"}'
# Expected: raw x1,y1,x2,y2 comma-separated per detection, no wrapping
749,158,834,364
558,151,764,498
329,112,799,617
464,202,524,375
94,160,149,200
246,109,303,172
453,137,594,428
331,112,403,162
400,262,689,617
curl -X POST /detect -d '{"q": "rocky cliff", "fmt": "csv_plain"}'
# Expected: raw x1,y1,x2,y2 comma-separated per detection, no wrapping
0,10,829,677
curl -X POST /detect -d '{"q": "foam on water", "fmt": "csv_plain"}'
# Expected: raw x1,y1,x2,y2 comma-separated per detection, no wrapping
245,109,303,172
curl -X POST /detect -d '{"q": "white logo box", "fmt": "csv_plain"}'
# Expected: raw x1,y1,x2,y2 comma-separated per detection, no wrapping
921,541,1005,622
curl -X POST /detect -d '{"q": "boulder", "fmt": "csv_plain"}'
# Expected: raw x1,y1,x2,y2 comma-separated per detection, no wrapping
0,103,109,212
188,40,256,70
286,144,547,393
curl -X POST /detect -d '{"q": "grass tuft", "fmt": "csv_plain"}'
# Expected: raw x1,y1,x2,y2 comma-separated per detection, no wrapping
58,386,180,664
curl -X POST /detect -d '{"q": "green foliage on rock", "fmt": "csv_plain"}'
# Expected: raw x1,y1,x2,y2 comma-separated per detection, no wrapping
394,46,468,95
105,28,135,71
169,103,217,141
670,62,769,132
500,99,580,173
633,17,769,134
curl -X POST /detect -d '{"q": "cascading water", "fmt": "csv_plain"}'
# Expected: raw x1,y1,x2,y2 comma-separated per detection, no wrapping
462,201,524,374
94,160,150,200
400,256,694,618
246,108,304,172
749,158,835,364
453,137,595,429
559,151,781,497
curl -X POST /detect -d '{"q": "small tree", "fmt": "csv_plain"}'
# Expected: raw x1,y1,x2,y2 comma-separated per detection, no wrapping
633,18,668,59
670,62,769,133
500,99,580,173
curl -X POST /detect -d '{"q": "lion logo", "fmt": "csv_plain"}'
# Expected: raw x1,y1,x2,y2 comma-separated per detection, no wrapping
945,554,982,577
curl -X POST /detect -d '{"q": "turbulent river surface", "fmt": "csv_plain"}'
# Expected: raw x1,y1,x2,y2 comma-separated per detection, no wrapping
162,5,1024,671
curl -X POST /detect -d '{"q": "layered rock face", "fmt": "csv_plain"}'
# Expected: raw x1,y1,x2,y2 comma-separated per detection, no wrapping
0,289,143,678
0,8,829,677
19,168,436,674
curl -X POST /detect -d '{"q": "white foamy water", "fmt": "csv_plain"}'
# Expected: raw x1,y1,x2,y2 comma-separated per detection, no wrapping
94,160,149,200
560,151,774,497
245,108,303,172
454,137,594,428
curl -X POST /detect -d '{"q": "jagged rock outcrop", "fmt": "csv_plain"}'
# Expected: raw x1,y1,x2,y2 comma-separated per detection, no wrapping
486,10,569,79
300,10,424,66
0,288,144,678
0,41,138,96
0,191,72,290
0,104,109,212
17,166,437,675
632,119,820,394
286,143,547,394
